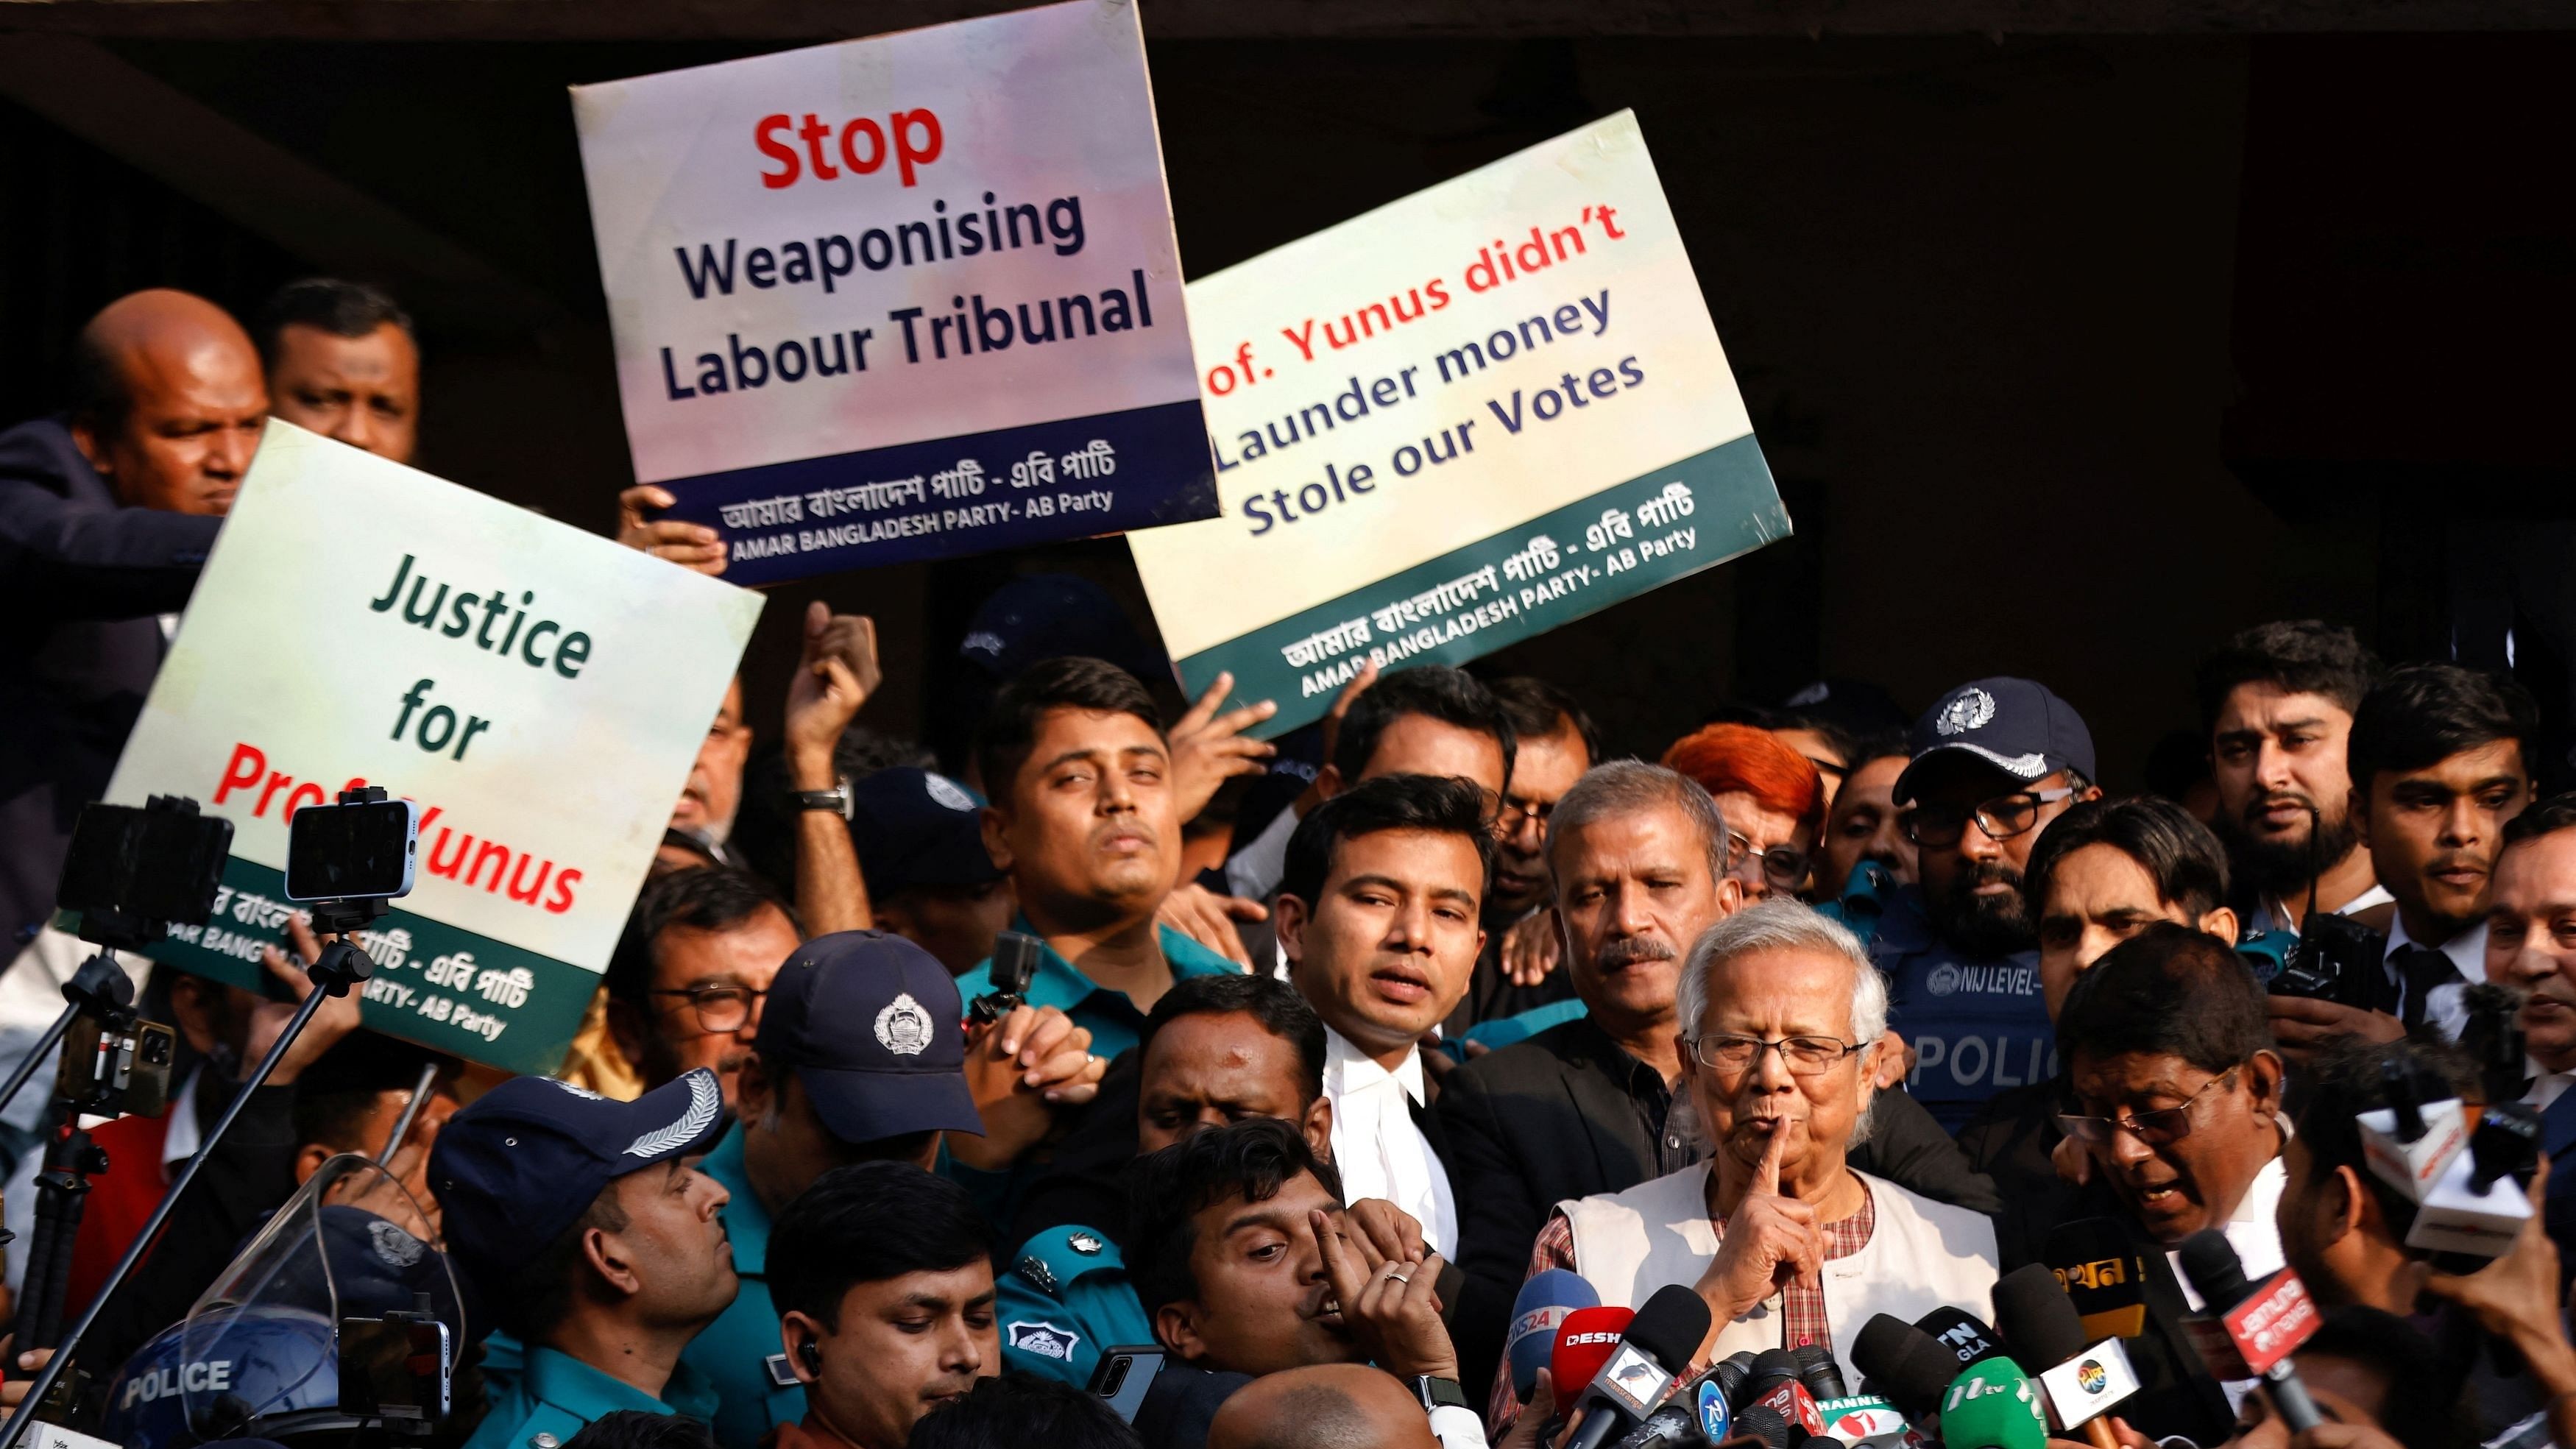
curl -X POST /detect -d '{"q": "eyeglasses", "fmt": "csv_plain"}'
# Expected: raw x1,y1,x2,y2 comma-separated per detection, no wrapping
1725,832,1810,890
1499,796,1556,834
2056,1067,2238,1148
651,983,767,1034
1901,787,2078,849
1689,1033,1864,1077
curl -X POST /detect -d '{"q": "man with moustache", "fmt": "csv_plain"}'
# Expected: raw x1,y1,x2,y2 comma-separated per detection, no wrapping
1441,764,1993,1395
255,278,422,463
1995,924,2291,1442
1504,903,1998,1396
2343,665,2535,1043
2196,622,2391,937
2482,793,2576,1265
1877,679,2102,1130
0,288,265,948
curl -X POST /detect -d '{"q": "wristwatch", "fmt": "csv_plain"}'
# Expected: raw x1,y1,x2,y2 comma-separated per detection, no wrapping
1410,1375,1468,1414
791,776,854,820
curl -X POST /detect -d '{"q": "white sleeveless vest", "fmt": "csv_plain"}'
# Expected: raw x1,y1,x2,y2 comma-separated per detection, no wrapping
1557,1163,1999,1387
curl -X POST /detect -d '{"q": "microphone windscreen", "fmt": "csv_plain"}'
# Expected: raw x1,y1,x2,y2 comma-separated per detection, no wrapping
1936,1359,2047,1449
2042,1216,2148,1339
2176,1230,2250,1311
1913,1305,2011,1368
1510,1269,1602,1398
1849,1316,1957,1421
1735,1405,1794,1449
1990,1262,2091,1367
1793,1343,1848,1400
1551,1306,1636,1397
1746,1348,1805,1398
1628,1283,1716,1372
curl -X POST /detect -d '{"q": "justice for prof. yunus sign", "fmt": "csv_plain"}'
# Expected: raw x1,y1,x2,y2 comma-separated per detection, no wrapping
572,0,1217,586
1129,111,1789,734
99,422,762,1074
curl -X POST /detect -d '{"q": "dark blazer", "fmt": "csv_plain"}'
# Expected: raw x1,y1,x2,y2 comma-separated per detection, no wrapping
1992,1180,2236,1447
1437,1014,2000,1395
0,418,219,946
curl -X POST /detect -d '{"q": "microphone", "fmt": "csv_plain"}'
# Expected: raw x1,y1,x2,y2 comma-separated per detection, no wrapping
1553,1306,1638,1405
1744,1349,1822,1435
1937,1357,2049,1449
1565,1286,1716,1449
1850,1314,1962,1425
1813,1393,1915,1449
2043,1218,2149,1340
2460,982,2529,1108
1794,1344,1849,1400
1711,1352,1758,1410
1914,1306,2013,1370
2407,1100,2541,1257
1611,1403,1708,1449
1729,1404,1794,1449
1990,1263,2144,1449
1512,1269,1604,1400
2357,1060,2466,1202
2175,1230,2322,1431
1674,1361,1733,1447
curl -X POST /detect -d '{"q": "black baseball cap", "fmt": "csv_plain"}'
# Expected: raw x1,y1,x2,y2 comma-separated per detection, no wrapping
430,1066,726,1283
851,768,1001,896
957,573,1168,685
754,931,984,1145
1894,677,2098,804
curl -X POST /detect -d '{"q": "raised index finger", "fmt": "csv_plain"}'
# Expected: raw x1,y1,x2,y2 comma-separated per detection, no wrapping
1753,1122,1789,1197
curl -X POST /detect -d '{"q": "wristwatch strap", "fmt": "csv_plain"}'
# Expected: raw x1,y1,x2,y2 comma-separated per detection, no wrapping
1412,1375,1468,1413
791,776,853,820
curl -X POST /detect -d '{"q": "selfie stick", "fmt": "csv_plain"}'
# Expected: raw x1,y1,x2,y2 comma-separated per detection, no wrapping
1,904,378,1449
376,1061,441,1166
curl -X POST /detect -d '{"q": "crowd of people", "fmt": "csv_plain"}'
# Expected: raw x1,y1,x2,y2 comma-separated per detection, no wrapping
6,282,2576,1449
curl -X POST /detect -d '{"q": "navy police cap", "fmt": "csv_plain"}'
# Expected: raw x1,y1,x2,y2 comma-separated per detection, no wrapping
430,1066,725,1282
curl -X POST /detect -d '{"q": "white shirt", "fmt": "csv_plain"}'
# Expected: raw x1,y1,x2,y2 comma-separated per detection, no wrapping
2166,1152,2290,1413
2384,917,2488,1041
1321,1026,1457,1257
2522,1056,2576,1113
2246,882,2394,938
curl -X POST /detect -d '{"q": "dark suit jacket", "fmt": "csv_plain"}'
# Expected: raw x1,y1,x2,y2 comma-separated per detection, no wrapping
1437,1015,2001,1395
0,418,219,946
1992,1180,2236,1446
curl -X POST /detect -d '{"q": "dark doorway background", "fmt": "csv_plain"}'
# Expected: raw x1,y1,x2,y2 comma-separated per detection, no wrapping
2,26,2566,782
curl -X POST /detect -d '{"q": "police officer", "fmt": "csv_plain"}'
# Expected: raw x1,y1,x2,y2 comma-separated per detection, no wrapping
1875,679,2102,1132
683,932,988,1448
433,1067,734,1449
850,766,1013,976
997,974,1333,1387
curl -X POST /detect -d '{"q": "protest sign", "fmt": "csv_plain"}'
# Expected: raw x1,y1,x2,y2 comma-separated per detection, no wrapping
572,0,1216,586
100,423,763,1074
1128,111,1788,734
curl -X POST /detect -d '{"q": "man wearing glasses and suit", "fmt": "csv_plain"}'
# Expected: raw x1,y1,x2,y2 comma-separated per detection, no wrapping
1875,677,2104,1132
1993,923,2292,1445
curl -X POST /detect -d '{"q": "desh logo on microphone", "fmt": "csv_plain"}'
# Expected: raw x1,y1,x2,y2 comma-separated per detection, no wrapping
2076,1360,2107,1395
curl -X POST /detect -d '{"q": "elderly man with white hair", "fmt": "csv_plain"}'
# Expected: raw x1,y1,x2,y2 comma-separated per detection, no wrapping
1512,900,1999,1381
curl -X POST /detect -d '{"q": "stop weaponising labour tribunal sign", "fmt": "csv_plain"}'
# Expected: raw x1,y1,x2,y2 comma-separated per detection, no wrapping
572,0,1216,585
101,425,762,1073
1129,111,1788,734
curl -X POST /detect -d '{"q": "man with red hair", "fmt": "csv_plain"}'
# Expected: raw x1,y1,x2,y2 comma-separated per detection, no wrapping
1661,723,1827,902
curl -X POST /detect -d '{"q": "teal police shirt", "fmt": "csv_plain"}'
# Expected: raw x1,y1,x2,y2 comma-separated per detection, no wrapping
995,1222,1154,1387
679,1122,805,1449
953,919,1241,1064
462,1343,719,1449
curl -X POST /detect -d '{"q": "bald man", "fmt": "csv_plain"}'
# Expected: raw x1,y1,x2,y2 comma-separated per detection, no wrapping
0,288,266,944
1206,1366,1444,1449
